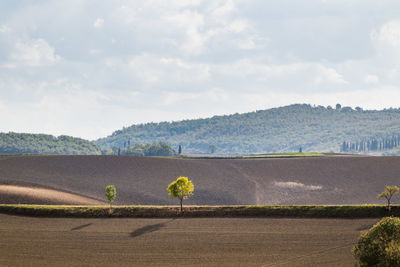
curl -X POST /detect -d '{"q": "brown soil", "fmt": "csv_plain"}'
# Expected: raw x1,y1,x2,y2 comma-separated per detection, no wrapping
0,213,377,266
0,155,398,205
0,185,103,205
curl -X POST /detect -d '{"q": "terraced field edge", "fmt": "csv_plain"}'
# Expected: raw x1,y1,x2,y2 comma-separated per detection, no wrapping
0,204,398,218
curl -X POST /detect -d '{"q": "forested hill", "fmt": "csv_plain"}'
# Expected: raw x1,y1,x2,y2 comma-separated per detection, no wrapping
0,133,101,155
96,104,400,154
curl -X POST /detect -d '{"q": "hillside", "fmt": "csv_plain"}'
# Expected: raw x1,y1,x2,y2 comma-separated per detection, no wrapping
0,183,104,205
96,104,400,154
0,155,399,205
0,132,101,155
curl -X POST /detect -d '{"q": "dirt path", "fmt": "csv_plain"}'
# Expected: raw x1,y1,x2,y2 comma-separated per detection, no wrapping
0,214,377,266
0,185,103,205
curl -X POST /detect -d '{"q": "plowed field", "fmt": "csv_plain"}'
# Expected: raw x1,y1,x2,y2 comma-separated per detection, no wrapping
0,213,378,266
0,155,398,205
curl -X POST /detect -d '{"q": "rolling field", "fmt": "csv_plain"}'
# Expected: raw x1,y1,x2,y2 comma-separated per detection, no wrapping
0,185,104,205
0,213,378,266
0,154,399,205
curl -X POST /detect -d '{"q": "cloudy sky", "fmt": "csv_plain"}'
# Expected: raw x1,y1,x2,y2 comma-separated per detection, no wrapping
1,0,400,140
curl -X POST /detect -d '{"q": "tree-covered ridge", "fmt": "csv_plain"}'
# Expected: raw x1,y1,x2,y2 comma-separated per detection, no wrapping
96,104,400,154
0,132,101,155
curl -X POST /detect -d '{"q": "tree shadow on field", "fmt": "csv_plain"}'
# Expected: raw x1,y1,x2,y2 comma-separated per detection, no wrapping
130,219,175,238
71,223,93,231
357,223,376,231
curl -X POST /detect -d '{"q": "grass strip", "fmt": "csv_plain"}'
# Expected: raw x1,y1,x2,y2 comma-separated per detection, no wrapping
0,204,398,218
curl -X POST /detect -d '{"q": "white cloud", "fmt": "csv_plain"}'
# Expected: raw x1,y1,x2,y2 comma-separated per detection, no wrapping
89,49,102,55
159,56,210,80
228,19,247,33
93,18,104,28
162,1,254,55
313,65,347,85
372,20,400,46
212,0,236,17
163,88,227,105
170,0,202,8
9,39,60,67
0,25,11,33
167,10,213,55
235,34,268,50
240,86,400,112
164,92,199,105
364,74,379,84
0,1,400,140
122,54,210,88
216,60,347,87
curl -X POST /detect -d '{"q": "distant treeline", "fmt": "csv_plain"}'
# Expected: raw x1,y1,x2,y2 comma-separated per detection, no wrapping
106,142,177,156
341,135,400,153
96,104,400,154
0,132,101,155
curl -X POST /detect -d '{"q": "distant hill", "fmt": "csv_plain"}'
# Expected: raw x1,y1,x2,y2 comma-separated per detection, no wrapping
96,104,400,154
0,132,101,155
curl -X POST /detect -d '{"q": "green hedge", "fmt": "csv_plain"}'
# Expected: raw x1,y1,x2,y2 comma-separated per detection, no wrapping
0,204,398,218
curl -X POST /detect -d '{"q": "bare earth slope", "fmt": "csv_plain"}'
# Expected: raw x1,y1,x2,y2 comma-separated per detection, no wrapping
0,155,398,205
0,185,103,205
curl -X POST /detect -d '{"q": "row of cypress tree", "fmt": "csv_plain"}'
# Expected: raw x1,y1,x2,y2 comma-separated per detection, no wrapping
341,135,400,152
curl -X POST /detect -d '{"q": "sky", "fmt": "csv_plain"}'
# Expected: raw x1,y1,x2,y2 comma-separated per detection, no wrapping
1,0,400,140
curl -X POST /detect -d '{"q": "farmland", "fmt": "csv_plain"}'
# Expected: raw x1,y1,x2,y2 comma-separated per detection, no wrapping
0,154,395,266
0,154,399,205
0,213,378,266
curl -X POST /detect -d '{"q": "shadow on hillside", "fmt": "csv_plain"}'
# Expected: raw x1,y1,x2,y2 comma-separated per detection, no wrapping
130,219,175,238
71,223,93,231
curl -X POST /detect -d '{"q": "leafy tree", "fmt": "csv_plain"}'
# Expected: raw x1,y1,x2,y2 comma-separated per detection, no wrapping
105,185,116,207
377,185,399,211
121,142,176,156
353,217,400,266
178,145,182,154
166,176,194,212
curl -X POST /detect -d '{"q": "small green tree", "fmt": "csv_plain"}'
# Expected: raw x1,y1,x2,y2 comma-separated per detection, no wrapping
105,185,116,207
167,176,194,212
353,217,400,266
377,185,399,211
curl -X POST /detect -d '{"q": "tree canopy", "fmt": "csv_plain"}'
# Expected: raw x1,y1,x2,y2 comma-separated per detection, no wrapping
0,132,101,155
105,185,117,206
118,142,176,156
377,185,399,211
167,176,194,212
353,217,400,266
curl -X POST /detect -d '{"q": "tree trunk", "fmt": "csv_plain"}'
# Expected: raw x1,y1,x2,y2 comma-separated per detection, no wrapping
180,198,183,213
